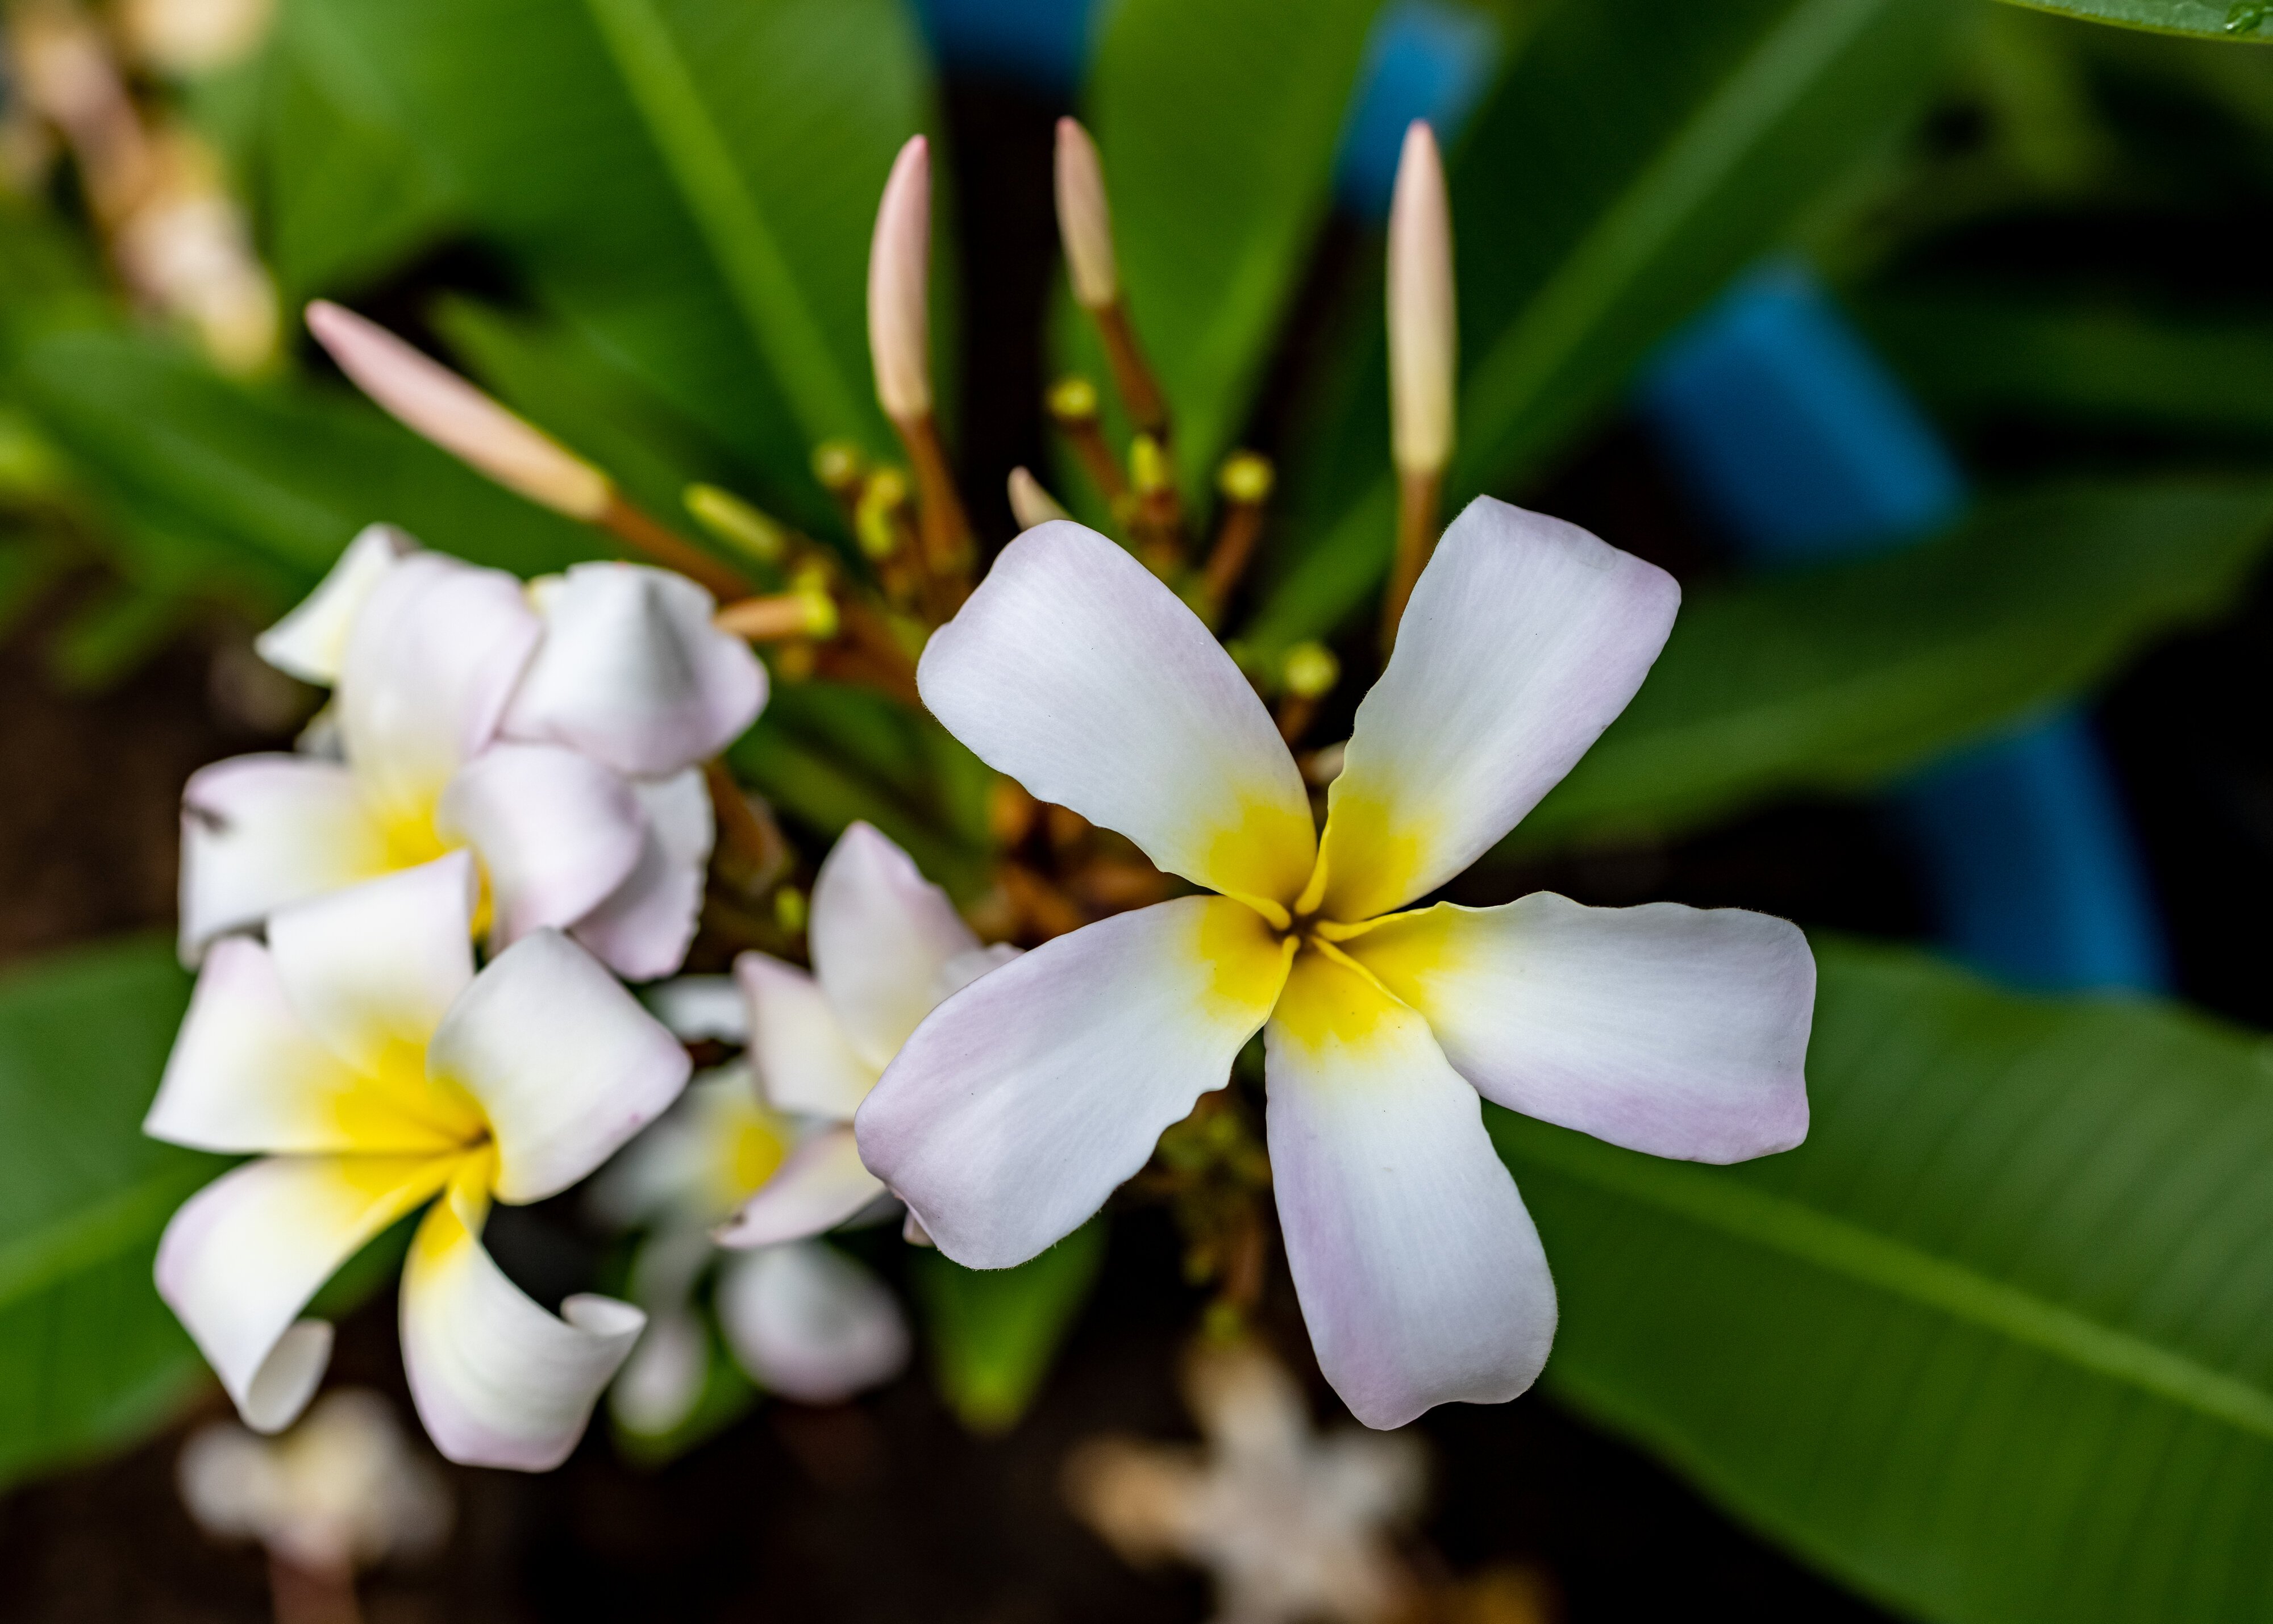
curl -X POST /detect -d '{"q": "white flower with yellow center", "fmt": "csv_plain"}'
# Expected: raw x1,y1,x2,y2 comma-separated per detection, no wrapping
180,525,765,979
145,851,690,1468
855,501,1817,1428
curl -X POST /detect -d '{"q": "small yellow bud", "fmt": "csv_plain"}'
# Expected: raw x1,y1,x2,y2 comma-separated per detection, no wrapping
1054,117,1119,310
1387,120,1455,478
1007,466,1071,530
812,439,865,495
1217,451,1274,505
1130,433,1171,495
773,886,808,934
855,467,910,560
1047,375,1101,424
867,135,933,422
797,586,840,640
684,483,787,564
1283,640,1340,700
304,301,611,520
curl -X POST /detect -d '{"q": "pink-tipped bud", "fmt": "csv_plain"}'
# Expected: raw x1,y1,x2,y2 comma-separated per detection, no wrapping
1386,121,1455,477
867,135,933,423
1054,117,1118,310
1006,466,1071,531
304,301,611,520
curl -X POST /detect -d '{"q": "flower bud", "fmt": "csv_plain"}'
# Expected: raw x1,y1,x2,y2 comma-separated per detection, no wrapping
867,135,933,423
1283,641,1341,701
304,301,611,520
1386,121,1455,477
1007,467,1071,530
684,483,788,565
1054,117,1118,310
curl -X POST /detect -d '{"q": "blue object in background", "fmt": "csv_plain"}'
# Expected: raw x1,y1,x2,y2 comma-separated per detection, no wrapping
913,0,1098,94
1641,264,2170,993
1334,1,1501,219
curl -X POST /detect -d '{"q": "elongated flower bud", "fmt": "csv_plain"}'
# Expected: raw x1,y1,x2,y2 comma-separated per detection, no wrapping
1386,121,1455,477
1007,467,1071,530
305,301,611,520
1054,117,1118,310
867,135,932,423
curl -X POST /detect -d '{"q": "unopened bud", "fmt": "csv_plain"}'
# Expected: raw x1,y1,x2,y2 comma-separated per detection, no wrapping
797,586,839,640
1047,375,1100,424
305,301,611,520
813,439,865,495
684,484,787,564
1217,451,1274,505
867,135,933,423
1283,641,1339,700
1054,117,1118,310
1007,467,1071,530
774,886,808,934
855,467,910,560
1130,433,1171,496
1386,121,1455,477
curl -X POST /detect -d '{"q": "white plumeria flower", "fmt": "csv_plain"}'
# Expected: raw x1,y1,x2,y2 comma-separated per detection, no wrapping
855,501,1817,1429
145,851,690,1469
181,524,765,980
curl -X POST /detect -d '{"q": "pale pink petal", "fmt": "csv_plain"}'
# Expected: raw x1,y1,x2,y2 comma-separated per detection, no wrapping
156,1153,456,1431
436,744,645,951
502,563,766,778
428,928,690,1204
609,1305,710,1437
735,953,876,1120
178,755,390,960
810,822,979,1070
917,522,1315,911
399,1172,643,1470
716,1242,909,1404
338,552,540,822
253,523,417,686
1264,948,1556,1430
1350,894,1813,1162
569,768,713,981
1317,498,1679,922
713,1124,885,1249
856,896,1291,1269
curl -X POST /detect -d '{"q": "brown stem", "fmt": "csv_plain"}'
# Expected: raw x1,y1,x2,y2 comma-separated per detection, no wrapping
829,599,923,706
1378,466,1442,660
1094,301,1169,443
1200,503,1264,615
268,1556,362,1624
999,861,1088,942
714,593,823,641
893,413,975,590
1052,413,1129,513
599,494,752,603
1275,693,1318,747
702,760,785,875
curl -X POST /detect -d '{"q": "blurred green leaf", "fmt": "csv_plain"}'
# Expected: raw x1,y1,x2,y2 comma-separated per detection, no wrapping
1993,0,2273,41
1499,936,2273,1623
0,939,219,1491
1251,0,1961,657
1081,0,1385,494
1508,477,2273,853
1857,293,2273,439
291,0,939,525
912,1219,1106,1435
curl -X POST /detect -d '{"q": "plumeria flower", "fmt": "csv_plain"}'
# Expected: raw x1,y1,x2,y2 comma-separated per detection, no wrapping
855,502,1816,1428
145,851,690,1468
592,1062,909,1426
180,523,765,979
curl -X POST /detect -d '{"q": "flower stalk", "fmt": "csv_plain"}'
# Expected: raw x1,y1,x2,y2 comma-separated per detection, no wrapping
1379,120,1456,656
1056,118,1170,444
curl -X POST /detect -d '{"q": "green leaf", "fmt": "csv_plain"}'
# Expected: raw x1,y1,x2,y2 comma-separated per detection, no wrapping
1856,293,2273,439
912,1219,1107,1435
1505,477,2273,853
290,0,939,523
1250,0,1962,659
1992,0,2273,41
1081,0,1385,492
1496,936,2273,1623
0,939,220,1491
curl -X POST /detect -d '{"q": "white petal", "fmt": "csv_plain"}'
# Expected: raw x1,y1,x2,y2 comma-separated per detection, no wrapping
1317,498,1679,922
716,1242,909,1405
609,1306,710,1437
934,943,1021,1002
338,552,540,823
502,563,767,778
399,1172,644,1470
254,523,417,686
810,822,979,1070
429,928,691,1204
1348,894,1813,1163
179,755,390,959
436,744,646,951
1264,947,1556,1429
735,953,876,1120
917,522,1315,912
569,768,714,981
264,852,477,1081
856,896,1292,1269
713,1123,885,1248
643,975,750,1044
146,935,460,1156
156,1153,456,1431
